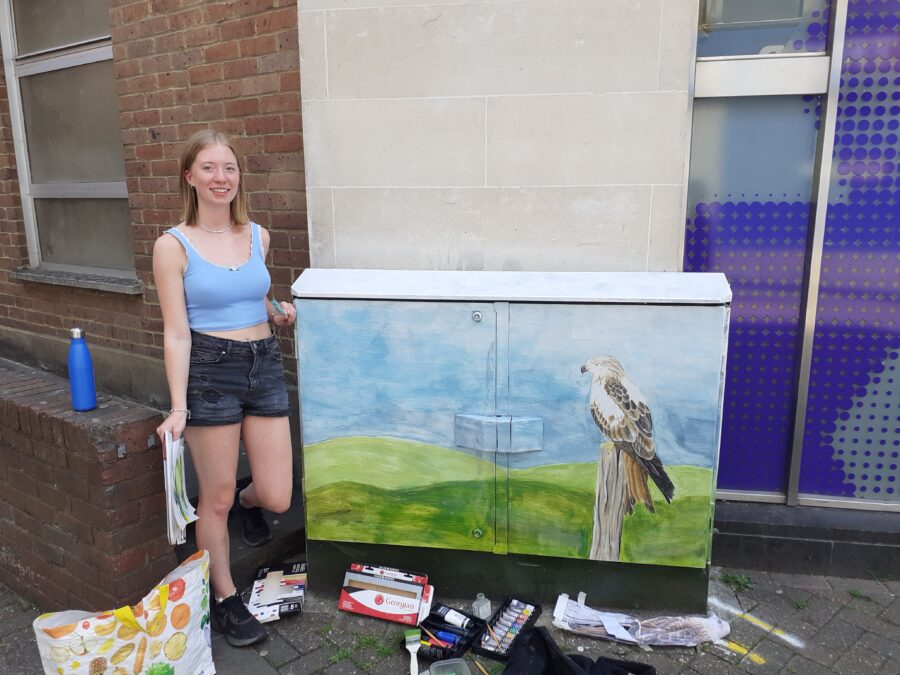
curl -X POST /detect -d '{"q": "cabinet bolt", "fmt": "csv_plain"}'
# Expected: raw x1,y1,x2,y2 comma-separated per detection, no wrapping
472,311,483,322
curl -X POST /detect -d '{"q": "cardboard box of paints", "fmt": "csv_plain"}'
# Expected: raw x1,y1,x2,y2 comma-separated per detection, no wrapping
245,561,306,623
338,563,432,625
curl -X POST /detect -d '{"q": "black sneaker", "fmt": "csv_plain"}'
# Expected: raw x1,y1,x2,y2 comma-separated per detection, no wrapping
213,593,268,647
235,488,272,547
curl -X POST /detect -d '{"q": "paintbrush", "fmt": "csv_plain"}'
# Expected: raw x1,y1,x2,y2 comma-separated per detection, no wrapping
485,621,502,646
403,628,421,675
419,625,451,648
468,653,490,675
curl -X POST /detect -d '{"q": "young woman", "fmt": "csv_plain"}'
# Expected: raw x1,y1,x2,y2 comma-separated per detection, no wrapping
153,129,296,647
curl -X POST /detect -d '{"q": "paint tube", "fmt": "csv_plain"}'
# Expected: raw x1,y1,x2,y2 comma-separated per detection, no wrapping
432,603,473,630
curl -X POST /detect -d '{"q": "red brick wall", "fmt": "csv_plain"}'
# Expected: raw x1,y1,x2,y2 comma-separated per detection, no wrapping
0,360,174,611
0,0,307,386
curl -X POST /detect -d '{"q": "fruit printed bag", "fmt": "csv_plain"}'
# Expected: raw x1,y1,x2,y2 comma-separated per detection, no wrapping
33,550,214,675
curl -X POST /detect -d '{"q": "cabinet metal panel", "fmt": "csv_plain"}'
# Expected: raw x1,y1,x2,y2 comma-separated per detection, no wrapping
505,303,729,568
298,298,499,552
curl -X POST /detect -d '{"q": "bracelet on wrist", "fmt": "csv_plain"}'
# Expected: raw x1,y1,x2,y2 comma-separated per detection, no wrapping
169,408,191,419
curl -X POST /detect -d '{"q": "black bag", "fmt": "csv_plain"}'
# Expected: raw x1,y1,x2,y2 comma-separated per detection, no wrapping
501,626,656,675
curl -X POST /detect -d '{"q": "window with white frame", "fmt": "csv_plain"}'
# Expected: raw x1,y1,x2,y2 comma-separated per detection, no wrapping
0,0,134,276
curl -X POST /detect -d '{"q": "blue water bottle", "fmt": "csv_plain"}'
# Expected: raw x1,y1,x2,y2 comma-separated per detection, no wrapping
68,327,97,411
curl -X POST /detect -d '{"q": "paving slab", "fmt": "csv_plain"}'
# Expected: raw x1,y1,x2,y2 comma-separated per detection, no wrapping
879,596,900,627
257,631,302,668
212,633,279,674
782,653,836,675
718,614,767,655
856,629,900,661
0,623,44,675
715,567,777,592
0,597,39,639
790,590,847,628
839,605,900,642
733,587,807,628
275,611,333,654
689,654,748,675
624,647,692,674
278,645,340,673
0,586,15,609
813,616,866,657
748,638,804,675
321,659,366,674
830,640,888,675
825,576,894,599
781,618,842,667
768,572,832,592
845,589,896,609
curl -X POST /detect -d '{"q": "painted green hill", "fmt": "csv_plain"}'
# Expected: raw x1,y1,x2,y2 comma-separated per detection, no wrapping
507,463,712,563
513,461,712,499
307,479,497,552
303,436,714,567
303,436,496,492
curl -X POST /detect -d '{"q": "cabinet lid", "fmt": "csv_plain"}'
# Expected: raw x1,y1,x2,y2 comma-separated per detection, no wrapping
292,269,731,305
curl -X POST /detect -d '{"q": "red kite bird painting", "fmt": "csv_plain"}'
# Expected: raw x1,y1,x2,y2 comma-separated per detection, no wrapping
582,355,675,560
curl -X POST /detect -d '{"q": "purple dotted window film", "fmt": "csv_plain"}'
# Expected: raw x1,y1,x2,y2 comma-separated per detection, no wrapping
798,0,900,500
684,97,821,492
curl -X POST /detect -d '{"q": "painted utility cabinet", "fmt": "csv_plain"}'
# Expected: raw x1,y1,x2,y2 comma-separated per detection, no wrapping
293,270,731,606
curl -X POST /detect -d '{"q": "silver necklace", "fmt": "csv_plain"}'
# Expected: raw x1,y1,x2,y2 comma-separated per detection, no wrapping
196,221,234,234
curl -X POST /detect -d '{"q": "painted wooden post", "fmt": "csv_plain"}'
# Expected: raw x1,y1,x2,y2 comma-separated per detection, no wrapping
590,443,628,561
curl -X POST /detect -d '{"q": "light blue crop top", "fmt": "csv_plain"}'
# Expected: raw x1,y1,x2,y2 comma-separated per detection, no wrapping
165,223,270,332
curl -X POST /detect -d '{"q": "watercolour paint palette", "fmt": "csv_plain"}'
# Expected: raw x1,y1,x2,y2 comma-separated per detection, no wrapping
472,597,542,661
416,605,486,662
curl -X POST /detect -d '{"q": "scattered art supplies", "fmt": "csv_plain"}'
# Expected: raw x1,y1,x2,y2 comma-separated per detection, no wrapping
164,431,198,545
552,592,730,647
417,603,486,663
472,596,542,661
245,562,307,623
338,563,433,625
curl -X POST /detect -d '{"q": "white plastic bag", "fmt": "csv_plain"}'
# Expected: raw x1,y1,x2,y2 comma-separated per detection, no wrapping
33,550,214,674
552,592,730,647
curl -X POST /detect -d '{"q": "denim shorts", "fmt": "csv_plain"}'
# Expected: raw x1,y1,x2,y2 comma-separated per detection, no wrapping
186,331,290,426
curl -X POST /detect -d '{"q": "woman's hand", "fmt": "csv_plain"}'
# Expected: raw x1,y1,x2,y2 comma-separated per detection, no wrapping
157,409,189,450
271,300,297,328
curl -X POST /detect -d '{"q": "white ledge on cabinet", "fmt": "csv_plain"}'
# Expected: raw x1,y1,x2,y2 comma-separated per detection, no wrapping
292,269,731,305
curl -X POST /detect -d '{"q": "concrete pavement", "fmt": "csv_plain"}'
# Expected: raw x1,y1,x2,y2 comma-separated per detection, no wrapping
3,564,899,674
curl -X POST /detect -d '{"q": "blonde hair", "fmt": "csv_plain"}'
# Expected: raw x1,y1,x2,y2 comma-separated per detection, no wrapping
179,129,250,227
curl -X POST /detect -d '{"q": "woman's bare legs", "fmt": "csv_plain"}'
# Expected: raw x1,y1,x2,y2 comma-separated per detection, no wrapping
183,423,242,599
239,415,293,514
183,416,291,599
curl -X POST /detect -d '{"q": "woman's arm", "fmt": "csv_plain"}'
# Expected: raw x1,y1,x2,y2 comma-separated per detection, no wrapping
152,233,192,442
260,226,296,328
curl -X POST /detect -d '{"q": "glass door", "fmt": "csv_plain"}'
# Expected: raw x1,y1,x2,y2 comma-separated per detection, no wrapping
796,1,900,503
684,95,821,494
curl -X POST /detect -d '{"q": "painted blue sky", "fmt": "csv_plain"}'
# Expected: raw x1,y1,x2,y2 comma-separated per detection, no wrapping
298,300,727,469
